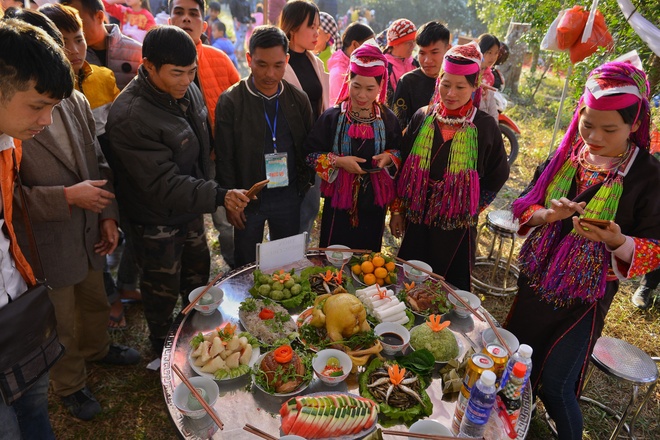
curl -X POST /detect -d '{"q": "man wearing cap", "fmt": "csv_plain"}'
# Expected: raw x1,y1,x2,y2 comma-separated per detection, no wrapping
383,18,418,107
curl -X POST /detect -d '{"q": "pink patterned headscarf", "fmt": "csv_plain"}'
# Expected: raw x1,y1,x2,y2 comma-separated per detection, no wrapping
336,40,388,104
512,61,651,219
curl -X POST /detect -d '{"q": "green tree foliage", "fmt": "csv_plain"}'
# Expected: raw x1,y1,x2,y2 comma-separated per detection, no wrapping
338,0,486,36
469,0,660,96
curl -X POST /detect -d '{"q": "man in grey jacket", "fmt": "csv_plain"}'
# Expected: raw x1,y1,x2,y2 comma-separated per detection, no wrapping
107,26,249,353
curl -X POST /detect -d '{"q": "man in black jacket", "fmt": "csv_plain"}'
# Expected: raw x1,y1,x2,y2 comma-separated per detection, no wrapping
107,26,249,353
215,26,314,267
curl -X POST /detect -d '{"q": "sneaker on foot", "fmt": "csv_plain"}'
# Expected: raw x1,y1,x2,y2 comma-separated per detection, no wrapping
61,387,101,421
98,344,141,365
631,286,653,309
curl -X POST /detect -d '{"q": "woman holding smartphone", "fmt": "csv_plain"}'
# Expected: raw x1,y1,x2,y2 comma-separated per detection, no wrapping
304,42,401,251
506,61,660,440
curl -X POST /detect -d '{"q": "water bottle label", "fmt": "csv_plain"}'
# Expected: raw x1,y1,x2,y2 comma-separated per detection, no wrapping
465,399,493,425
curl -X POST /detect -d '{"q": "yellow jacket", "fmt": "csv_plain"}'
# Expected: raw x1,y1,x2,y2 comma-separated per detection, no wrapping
76,61,120,135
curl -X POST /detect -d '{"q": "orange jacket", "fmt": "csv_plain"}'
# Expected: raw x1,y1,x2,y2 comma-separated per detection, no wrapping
196,40,240,131
1,141,36,286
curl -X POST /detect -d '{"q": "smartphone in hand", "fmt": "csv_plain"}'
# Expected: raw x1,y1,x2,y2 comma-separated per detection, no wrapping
579,217,611,228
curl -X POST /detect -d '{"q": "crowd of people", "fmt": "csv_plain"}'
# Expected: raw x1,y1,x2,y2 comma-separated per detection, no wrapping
0,1,658,439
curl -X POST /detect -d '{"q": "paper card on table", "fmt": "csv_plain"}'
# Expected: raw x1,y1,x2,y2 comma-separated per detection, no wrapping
256,233,314,273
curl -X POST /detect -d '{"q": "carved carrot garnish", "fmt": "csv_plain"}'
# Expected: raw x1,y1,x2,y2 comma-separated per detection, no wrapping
388,364,406,386
404,281,416,292
272,270,291,284
322,269,334,282
371,283,391,301
426,314,450,332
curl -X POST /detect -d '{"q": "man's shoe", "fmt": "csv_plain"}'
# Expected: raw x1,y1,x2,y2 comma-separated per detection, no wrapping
631,285,653,309
61,387,101,421
98,344,141,365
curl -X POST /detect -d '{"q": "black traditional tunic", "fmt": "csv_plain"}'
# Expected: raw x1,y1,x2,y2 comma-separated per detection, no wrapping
505,147,660,395
390,68,437,130
396,107,509,290
305,105,402,251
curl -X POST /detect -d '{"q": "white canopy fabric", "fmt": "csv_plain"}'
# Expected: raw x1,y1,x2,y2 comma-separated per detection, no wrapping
617,0,660,56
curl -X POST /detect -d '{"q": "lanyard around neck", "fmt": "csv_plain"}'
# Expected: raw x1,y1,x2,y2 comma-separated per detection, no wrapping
264,98,279,153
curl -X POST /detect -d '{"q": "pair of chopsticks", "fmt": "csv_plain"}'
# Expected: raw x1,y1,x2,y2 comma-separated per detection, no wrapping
181,271,224,315
395,257,485,322
382,429,483,439
483,312,513,356
171,365,224,430
243,424,277,440
308,247,372,254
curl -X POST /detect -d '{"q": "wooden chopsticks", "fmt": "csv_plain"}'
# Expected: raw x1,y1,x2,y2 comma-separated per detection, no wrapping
182,271,224,315
382,429,482,439
308,247,372,254
484,312,513,356
243,424,278,440
395,256,485,322
171,365,224,429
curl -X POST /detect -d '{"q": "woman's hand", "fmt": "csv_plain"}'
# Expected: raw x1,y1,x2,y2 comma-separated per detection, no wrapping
541,198,586,224
373,152,392,169
572,217,626,249
334,155,367,174
389,214,405,238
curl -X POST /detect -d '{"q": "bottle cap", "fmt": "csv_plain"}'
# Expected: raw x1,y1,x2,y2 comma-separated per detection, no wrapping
518,344,533,358
481,370,496,386
512,362,527,378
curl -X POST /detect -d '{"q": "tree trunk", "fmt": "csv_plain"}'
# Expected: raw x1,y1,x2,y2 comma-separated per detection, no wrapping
499,22,531,97
648,53,660,97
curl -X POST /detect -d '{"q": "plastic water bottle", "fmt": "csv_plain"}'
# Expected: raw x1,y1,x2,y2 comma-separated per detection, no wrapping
499,344,533,391
459,370,497,438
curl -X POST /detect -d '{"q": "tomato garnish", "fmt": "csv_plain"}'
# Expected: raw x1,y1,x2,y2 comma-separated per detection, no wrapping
273,345,293,363
259,308,275,320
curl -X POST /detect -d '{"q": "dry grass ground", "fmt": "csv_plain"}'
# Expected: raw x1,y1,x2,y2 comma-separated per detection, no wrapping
47,69,659,438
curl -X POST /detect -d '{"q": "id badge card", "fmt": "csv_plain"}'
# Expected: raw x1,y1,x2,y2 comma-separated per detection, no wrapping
265,152,289,188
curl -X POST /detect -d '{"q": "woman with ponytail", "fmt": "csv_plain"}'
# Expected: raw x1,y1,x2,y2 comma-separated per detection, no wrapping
505,61,660,440
304,41,402,251
390,42,509,291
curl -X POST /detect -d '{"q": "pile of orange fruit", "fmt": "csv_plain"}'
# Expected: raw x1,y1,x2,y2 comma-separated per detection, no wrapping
351,253,397,286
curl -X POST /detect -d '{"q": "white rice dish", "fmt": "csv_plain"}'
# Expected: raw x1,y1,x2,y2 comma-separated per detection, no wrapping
239,298,297,345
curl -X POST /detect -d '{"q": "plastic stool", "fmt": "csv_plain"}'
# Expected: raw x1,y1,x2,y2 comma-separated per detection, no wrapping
471,210,519,296
579,336,658,440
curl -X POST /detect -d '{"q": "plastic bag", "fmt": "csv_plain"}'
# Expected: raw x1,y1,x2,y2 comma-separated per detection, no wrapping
557,5,587,50
541,9,567,51
569,10,613,63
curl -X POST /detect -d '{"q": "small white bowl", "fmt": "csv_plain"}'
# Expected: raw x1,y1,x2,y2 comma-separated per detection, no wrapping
172,376,219,419
312,349,352,386
448,290,481,318
408,419,452,438
188,286,223,315
324,245,353,268
374,322,410,356
403,260,432,283
482,328,520,353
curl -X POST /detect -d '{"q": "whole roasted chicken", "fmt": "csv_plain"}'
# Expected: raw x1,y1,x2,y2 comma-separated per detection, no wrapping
310,293,371,342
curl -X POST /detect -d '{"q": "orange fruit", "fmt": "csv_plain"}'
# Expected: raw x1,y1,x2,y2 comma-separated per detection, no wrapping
363,273,376,286
385,261,396,272
374,267,388,279
351,264,362,275
361,261,375,274
376,277,385,286
372,256,385,267
385,275,392,284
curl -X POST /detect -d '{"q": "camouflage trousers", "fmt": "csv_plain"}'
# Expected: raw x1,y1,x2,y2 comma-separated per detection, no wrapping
130,216,210,344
